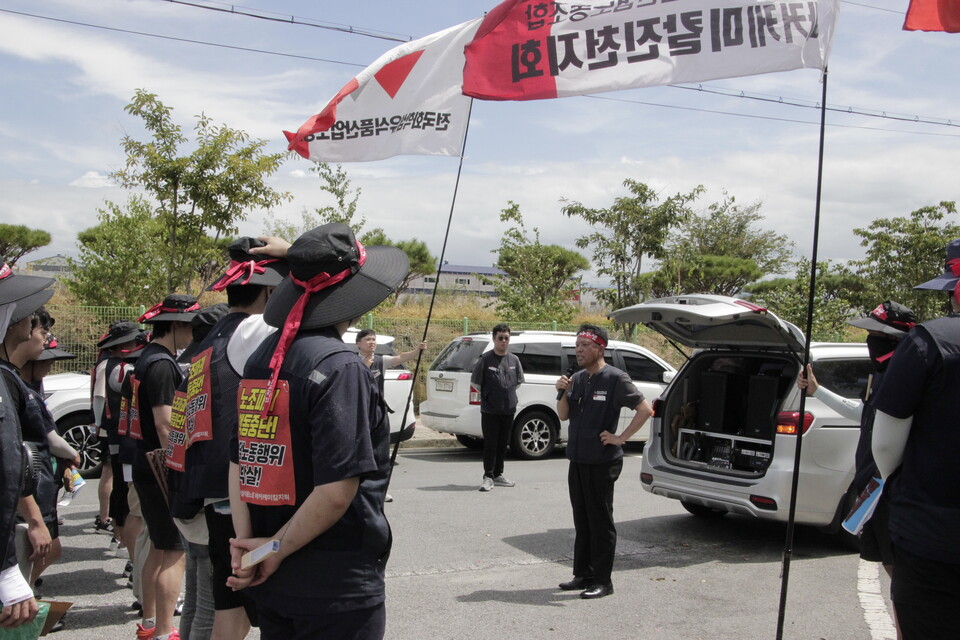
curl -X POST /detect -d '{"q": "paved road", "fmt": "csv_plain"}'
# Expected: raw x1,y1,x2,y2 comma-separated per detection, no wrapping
40,444,895,639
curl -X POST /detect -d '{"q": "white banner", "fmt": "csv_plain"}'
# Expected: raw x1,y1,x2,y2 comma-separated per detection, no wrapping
285,19,481,163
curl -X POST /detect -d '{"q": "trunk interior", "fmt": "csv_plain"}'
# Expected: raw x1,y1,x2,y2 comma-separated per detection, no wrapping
661,352,799,476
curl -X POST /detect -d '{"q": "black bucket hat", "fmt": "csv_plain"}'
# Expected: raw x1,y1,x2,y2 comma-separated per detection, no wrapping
36,336,76,362
0,263,55,323
847,301,917,338
210,237,290,291
915,238,960,290
138,294,200,324
263,223,408,330
98,320,143,350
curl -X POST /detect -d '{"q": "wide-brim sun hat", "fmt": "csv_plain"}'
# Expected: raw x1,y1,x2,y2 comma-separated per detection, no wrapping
210,237,290,291
36,337,75,362
847,301,917,338
139,294,200,324
0,263,55,323
915,237,960,290
98,320,143,350
263,224,409,330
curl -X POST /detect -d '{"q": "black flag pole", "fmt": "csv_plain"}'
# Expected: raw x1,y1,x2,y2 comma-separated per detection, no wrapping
775,66,829,640
389,97,476,468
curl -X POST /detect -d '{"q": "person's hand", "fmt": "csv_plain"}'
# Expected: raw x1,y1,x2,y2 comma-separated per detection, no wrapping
599,430,624,447
796,364,819,396
72,456,81,468
417,341,427,351
0,598,39,628
27,522,51,561
556,375,571,394
251,237,292,258
227,537,282,590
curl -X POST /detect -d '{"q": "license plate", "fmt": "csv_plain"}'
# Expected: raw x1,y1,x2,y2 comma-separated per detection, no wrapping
435,379,454,392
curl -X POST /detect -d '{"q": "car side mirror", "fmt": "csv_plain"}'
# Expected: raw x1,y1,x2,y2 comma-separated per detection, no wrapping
661,371,676,384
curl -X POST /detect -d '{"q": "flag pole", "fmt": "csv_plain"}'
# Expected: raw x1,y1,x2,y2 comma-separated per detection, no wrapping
775,66,829,640
389,97,476,467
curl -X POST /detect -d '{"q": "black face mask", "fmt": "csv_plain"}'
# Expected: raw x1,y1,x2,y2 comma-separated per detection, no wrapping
866,335,900,372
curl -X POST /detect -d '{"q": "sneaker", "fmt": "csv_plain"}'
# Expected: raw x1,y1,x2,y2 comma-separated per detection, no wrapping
94,515,115,534
493,475,515,487
123,561,133,578
156,630,180,640
174,597,184,616
384,494,394,503
135,623,156,640
479,476,494,492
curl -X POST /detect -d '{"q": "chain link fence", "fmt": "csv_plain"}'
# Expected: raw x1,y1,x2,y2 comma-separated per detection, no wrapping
45,305,144,374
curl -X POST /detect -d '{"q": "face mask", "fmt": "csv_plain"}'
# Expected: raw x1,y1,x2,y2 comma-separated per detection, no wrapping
866,335,899,372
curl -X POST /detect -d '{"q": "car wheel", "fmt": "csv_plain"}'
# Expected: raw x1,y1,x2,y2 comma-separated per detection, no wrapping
455,434,484,450
511,411,557,460
56,413,103,479
681,500,727,519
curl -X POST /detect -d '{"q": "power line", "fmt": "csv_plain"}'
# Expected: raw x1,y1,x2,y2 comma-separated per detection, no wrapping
156,0,412,43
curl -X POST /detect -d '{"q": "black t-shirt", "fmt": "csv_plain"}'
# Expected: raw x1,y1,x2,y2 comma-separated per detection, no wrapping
133,343,182,482
564,365,643,464
470,350,524,415
872,319,960,563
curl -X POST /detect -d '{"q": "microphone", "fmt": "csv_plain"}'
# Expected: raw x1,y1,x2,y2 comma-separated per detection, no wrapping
557,367,575,400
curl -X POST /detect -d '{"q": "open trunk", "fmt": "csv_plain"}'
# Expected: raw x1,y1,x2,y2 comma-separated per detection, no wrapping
660,352,799,476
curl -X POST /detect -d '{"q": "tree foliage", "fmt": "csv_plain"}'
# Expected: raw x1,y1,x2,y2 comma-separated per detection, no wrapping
744,258,855,340
361,228,436,299
0,224,51,266
851,202,960,321
490,202,589,323
646,193,793,297
96,89,289,297
562,180,703,331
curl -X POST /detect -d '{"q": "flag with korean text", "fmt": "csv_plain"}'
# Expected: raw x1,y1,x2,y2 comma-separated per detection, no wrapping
284,18,481,163
463,0,840,102
903,0,960,32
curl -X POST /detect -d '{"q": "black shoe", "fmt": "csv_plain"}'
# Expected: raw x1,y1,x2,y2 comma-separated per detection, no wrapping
580,583,614,599
131,600,142,612
559,576,593,591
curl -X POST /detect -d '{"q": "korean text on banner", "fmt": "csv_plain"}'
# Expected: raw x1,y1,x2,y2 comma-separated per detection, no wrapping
463,0,840,102
903,0,960,32
284,18,482,163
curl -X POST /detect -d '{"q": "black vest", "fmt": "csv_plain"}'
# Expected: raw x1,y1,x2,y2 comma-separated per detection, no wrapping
0,374,24,573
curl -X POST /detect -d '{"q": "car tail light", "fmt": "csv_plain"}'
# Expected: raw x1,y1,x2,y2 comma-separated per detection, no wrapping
776,411,814,435
651,398,663,417
396,372,412,381
749,495,778,510
469,384,480,405
640,472,653,485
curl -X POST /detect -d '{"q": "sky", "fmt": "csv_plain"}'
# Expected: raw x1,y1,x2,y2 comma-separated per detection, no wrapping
1,0,959,286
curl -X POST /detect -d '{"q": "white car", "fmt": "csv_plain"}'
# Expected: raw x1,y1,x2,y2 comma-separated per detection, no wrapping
420,331,676,459
610,294,872,537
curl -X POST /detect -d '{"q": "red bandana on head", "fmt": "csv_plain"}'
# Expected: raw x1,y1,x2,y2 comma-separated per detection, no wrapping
577,330,607,349
138,300,201,323
948,258,960,305
211,258,280,292
260,242,366,416
869,304,916,331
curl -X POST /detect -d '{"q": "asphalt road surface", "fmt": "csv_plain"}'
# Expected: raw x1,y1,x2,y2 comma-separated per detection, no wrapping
39,445,896,639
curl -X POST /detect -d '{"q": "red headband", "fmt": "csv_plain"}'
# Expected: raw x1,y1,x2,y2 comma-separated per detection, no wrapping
0,263,12,280
261,242,366,416
869,304,916,331
577,330,607,349
138,300,201,323
211,258,280,292
948,258,960,304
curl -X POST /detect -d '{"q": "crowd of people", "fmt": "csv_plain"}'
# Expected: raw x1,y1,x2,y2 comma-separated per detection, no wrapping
1,226,959,640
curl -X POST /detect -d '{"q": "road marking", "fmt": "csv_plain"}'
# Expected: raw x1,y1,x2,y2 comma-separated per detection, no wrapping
857,558,896,640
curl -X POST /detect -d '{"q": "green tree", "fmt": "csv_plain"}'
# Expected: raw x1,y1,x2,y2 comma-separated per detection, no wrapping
107,89,289,295
744,258,854,340
490,202,589,323
647,193,793,296
562,179,703,332
360,228,436,300
851,202,960,321
0,224,51,266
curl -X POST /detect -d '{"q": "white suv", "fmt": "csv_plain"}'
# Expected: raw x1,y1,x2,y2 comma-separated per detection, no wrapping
420,331,676,459
610,295,872,536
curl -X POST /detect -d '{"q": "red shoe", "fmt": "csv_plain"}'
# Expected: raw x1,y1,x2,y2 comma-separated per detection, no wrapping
156,630,180,640
135,623,155,640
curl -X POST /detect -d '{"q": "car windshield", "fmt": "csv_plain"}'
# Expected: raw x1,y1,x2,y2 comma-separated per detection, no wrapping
430,338,486,372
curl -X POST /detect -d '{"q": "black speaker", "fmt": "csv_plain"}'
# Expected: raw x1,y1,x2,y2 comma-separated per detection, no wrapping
697,371,728,432
743,375,779,438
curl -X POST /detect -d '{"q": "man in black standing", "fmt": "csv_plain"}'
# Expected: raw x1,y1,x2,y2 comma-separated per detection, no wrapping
555,324,652,599
872,238,960,639
471,323,523,492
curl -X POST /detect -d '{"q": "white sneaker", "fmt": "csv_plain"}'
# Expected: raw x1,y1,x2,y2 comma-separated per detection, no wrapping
493,475,515,487
479,476,494,492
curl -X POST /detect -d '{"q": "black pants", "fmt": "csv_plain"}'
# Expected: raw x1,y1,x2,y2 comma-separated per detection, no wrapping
480,412,513,478
568,458,623,584
257,602,385,640
891,543,960,639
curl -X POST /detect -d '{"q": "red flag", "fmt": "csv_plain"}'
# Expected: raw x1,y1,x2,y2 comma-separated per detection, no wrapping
463,0,840,102
903,0,960,32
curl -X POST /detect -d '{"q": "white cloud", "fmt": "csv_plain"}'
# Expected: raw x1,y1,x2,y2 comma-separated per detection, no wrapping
69,171,115,188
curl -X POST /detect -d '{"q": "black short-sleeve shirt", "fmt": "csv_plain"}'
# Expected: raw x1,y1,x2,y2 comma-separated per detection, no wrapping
564,365,643,464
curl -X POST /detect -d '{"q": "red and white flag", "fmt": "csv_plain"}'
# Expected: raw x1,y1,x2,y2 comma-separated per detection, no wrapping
285,19,481,163
463,0,840,101
903,0,960,32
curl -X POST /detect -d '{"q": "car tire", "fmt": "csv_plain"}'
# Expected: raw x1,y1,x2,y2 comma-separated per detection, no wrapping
511,410,557,460
455,434,484,450
680,500,727,519
56,412,103,479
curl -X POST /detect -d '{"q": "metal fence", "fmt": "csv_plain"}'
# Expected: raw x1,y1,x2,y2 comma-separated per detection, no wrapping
45,305,144,375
